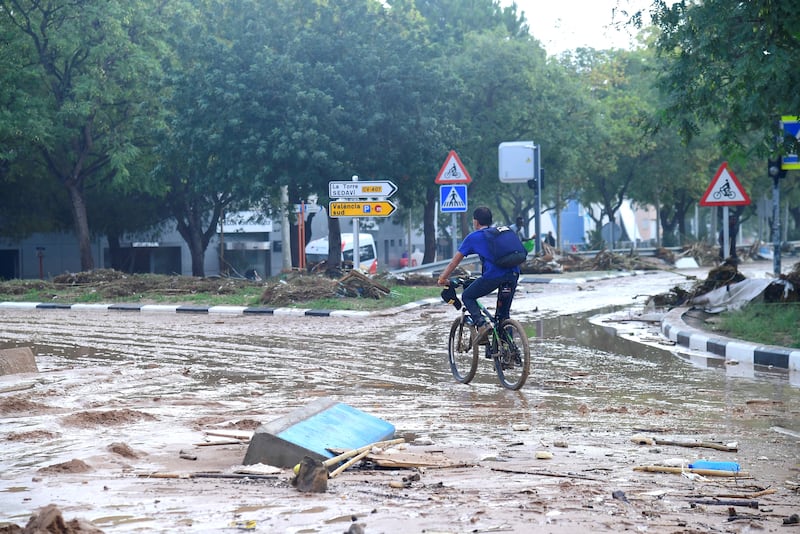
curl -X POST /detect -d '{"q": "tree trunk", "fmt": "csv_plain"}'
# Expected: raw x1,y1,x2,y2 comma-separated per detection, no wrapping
325,216,342,276
174,207,208,277
289,223,299,268
187,225,206,277
107,232,123,271
66,181,95,271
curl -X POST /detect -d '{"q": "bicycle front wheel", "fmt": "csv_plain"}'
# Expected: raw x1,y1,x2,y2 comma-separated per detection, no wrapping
448,317,478,384
493,319,530,390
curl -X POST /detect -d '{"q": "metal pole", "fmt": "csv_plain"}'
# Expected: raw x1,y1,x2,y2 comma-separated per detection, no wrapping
534,148,542,254
451,213,457,256
299,201,306,270
722,205,730,261
407,211,412,265
352,175,360,271
772,175,781,275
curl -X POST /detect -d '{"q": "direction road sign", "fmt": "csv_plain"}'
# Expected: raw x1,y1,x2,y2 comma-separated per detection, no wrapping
699,162,751,207
328,200,397,218
440,184,467,213
328,180,397,198
435,150,472,184
294,203,322,214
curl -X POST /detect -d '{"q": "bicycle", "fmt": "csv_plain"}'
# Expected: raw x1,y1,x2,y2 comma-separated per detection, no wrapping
442,276,531,390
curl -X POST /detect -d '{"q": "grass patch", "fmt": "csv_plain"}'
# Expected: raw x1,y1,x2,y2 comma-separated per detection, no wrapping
717,302,800,348
296,285,440,311
0,273,441,310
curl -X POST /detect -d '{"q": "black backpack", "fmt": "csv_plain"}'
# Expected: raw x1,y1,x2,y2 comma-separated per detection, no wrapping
483,226,527,268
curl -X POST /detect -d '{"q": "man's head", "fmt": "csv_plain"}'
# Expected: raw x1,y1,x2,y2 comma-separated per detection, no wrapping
515,216,524,226
473,206,492,227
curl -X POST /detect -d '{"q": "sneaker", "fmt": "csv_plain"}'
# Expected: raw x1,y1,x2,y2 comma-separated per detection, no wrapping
474,323,491,345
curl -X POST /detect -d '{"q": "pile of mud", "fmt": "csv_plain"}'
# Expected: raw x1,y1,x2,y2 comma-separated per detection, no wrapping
1,504,103,533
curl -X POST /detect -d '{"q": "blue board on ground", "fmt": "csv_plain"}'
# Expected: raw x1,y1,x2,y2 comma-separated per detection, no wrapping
242,397,395,468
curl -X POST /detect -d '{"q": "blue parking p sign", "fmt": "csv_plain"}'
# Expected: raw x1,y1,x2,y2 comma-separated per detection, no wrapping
440,185,467,213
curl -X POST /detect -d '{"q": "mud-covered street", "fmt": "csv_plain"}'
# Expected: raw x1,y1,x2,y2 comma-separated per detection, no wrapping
1,264,799,533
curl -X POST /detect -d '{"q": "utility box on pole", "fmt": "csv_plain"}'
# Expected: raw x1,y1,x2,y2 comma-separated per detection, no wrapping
499,141,542,252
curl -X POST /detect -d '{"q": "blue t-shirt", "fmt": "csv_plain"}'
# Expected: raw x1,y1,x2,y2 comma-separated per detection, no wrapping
458,227,520,279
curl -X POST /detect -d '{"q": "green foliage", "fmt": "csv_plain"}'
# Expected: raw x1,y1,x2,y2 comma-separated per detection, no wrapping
646,0,800,155
2,0,796,270
718,302,800,348
0,0,173,268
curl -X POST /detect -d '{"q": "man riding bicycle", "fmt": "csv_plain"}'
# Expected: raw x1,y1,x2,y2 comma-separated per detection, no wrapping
437,206,520,340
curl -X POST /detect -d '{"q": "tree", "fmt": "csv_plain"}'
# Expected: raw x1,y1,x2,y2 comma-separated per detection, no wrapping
561,48,654,247
0,0,170,270
643,0,800,155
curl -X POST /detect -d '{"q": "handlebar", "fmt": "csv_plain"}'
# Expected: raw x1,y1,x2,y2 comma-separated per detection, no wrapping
446,276,477,289
440,276,477,309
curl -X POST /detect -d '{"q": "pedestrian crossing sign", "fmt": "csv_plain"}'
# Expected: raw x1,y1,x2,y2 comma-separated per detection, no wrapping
440,184,468,213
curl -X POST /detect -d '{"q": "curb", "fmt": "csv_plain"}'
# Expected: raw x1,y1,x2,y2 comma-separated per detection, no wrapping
0,299,443,318
661,306,800,372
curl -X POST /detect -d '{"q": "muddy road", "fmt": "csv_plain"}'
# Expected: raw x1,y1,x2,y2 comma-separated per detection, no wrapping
1,265,799,533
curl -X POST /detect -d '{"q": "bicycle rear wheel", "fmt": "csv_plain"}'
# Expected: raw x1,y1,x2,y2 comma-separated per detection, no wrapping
493,319,530,390
448,316,478,384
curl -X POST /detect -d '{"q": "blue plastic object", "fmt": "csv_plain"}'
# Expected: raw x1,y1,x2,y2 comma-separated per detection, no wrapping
688,460,740,472
276,402,395,459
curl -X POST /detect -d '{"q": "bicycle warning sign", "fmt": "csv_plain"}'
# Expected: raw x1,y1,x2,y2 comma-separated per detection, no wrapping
699,162,751,207
435,150,472,184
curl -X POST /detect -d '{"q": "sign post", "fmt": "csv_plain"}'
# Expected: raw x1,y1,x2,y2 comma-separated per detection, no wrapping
435,151,472,256
699,162,751,262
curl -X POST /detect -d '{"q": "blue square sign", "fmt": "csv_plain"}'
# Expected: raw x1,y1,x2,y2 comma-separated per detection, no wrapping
439,184,467,213
440,185,467,213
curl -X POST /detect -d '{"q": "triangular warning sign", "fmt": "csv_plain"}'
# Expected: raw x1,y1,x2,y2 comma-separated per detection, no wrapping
699,162,751,207
435,150,472,184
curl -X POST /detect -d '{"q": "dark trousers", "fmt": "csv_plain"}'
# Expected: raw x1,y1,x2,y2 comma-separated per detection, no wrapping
462,272,519,325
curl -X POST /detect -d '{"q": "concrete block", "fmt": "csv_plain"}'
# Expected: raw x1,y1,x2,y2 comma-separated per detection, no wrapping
0,347,39,375
243,397,395,468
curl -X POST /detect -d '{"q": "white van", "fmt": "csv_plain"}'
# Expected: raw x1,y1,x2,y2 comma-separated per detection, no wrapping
304,233,377,274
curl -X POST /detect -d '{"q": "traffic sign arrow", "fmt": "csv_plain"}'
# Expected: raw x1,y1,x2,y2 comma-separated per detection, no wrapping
328,200,397,218
328,180,398,198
